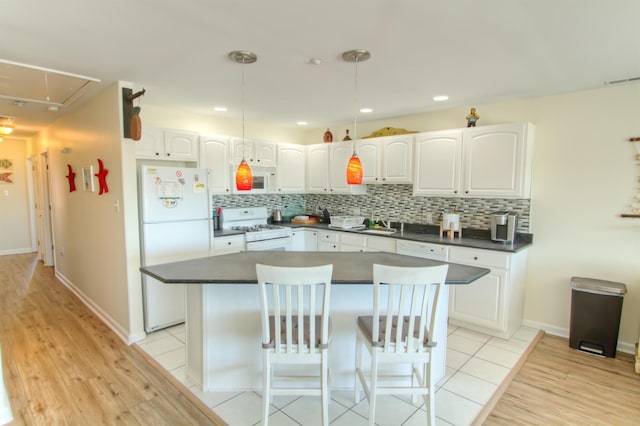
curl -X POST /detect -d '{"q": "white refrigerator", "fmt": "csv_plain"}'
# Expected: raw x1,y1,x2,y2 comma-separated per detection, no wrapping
138,165,211,332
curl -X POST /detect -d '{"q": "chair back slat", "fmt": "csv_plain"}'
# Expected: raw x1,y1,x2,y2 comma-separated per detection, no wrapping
257,264,333,356
371,264,449,354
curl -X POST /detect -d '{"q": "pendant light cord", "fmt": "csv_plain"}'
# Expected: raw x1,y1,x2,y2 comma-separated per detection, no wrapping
242,57,246,161
353,55,359,142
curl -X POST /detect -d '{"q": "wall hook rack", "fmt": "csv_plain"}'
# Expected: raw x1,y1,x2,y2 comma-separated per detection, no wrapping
122,87,146,139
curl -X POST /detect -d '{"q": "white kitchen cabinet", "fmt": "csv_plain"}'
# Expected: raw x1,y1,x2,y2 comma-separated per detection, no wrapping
212,235,245,256
306,145,330,193
136,127,199,162
231,138,276,166
291,229,318,251
447,246,528,339
396,240,448,261
356,135,413,184
306,142,366,194
413,122,534,198
463,123,534,198
317,230,339,251
199,134,231,194
413,130,463,196
276,143,305,193
366,235,397,253
339,232,367,252
328,142,367,194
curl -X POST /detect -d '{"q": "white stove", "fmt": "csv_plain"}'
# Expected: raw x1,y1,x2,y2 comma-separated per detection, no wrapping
221,207,293,250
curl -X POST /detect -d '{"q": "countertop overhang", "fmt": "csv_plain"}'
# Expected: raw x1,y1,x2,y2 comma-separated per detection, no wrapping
140,251,490,285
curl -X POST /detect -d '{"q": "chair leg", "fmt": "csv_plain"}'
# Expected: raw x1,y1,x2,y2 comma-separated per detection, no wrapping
354,332,362,403
262,351,270,426
368,351,378,426
426,360,435,426
321,350,329,426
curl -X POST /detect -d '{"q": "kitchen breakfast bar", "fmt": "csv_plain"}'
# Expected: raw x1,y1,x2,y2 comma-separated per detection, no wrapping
141,251,490,391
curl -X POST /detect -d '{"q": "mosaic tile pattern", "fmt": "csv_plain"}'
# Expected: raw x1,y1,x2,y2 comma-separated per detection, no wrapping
211,184,530,232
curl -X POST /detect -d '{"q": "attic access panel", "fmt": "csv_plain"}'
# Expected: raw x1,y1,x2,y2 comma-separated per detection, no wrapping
0,59,100,106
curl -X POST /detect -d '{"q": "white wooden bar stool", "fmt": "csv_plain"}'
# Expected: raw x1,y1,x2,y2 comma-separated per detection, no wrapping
256,263,334,426
354,263,449,426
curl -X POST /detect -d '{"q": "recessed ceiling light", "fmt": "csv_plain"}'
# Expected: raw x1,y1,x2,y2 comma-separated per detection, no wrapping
360,108,373,113
214,106,227,112
47,105,59,112
296,121,308,126
309,58,322,65
433,95,449,102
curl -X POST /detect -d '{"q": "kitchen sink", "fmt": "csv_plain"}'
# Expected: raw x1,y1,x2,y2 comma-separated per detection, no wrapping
361,228,398,235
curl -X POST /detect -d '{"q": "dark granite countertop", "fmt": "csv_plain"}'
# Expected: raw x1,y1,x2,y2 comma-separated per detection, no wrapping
141,251,490,285
283,222,532,253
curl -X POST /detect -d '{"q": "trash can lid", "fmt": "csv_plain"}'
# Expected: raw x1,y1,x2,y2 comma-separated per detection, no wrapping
571,276,627,295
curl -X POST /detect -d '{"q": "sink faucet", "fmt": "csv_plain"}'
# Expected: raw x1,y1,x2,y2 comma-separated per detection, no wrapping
379,218,392,228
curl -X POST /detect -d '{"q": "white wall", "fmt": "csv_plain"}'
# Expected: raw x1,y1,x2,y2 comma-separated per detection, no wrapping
31,83,136,341
0,139,32,254
302,82,640,349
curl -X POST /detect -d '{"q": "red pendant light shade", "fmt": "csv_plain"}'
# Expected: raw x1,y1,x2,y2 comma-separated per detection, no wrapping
346,152,363,184
235,159,253,191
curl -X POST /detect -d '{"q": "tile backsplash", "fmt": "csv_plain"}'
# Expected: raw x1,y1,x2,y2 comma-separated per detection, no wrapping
211,184,531,232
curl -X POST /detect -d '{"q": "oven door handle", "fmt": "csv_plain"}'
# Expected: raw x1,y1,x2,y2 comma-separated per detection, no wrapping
245,236,292,251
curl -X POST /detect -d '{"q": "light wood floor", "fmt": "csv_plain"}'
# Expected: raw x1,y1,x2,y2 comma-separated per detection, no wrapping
1,253,638,425
0,253,224,425
483,327,640,425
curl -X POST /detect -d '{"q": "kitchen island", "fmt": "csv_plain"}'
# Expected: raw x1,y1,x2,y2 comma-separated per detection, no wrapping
141,251,490,391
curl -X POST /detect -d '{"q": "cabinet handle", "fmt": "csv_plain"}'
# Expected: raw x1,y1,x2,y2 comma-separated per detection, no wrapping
473,256,478,260
227,242,232,245
167,153,171,157
454,190,458,194
155,152,160,156
465,190,469,194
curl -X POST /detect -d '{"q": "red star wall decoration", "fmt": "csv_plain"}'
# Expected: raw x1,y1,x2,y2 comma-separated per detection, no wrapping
95,159,109,195
66,164,77,192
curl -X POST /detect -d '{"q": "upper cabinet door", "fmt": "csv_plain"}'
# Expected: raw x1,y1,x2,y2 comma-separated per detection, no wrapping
164,130,198,161
276,143,305,193
381,135,413,183
200,135,231,194
413,130,463,196
230,138,255,164
306,145,330,193
253,140,277,166
135,127,165,159
355,138,382,183
328,142,366,194
463,123,533,198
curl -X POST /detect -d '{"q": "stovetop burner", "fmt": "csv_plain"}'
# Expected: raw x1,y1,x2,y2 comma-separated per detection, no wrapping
231,224,288,232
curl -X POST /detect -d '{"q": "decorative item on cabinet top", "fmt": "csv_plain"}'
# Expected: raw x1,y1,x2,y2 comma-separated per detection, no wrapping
621,136,640,218
362,126,417,138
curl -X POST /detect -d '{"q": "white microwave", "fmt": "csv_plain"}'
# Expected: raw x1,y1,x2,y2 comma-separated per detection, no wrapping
231,167,276,194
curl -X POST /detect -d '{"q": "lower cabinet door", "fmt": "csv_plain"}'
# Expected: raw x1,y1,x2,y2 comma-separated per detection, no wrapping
449,268,507,332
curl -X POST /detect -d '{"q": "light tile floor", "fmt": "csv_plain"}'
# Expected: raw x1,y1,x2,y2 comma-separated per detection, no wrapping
137,324,539,426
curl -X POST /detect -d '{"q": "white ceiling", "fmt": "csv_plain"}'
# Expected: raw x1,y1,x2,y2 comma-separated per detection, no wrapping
1,0,639,140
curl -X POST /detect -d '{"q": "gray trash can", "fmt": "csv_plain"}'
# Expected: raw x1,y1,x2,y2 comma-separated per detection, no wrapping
569,277,626,357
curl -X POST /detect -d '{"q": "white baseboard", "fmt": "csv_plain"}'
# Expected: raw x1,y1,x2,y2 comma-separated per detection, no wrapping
0,248,35,256
54,271,141,345
522,319,635,355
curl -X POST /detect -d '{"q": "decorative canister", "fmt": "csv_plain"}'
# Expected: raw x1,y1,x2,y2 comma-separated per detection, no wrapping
323,128,333,143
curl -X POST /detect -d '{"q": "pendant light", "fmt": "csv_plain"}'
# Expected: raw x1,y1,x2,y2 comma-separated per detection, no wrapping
343,49,370,185
229,50,257,191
